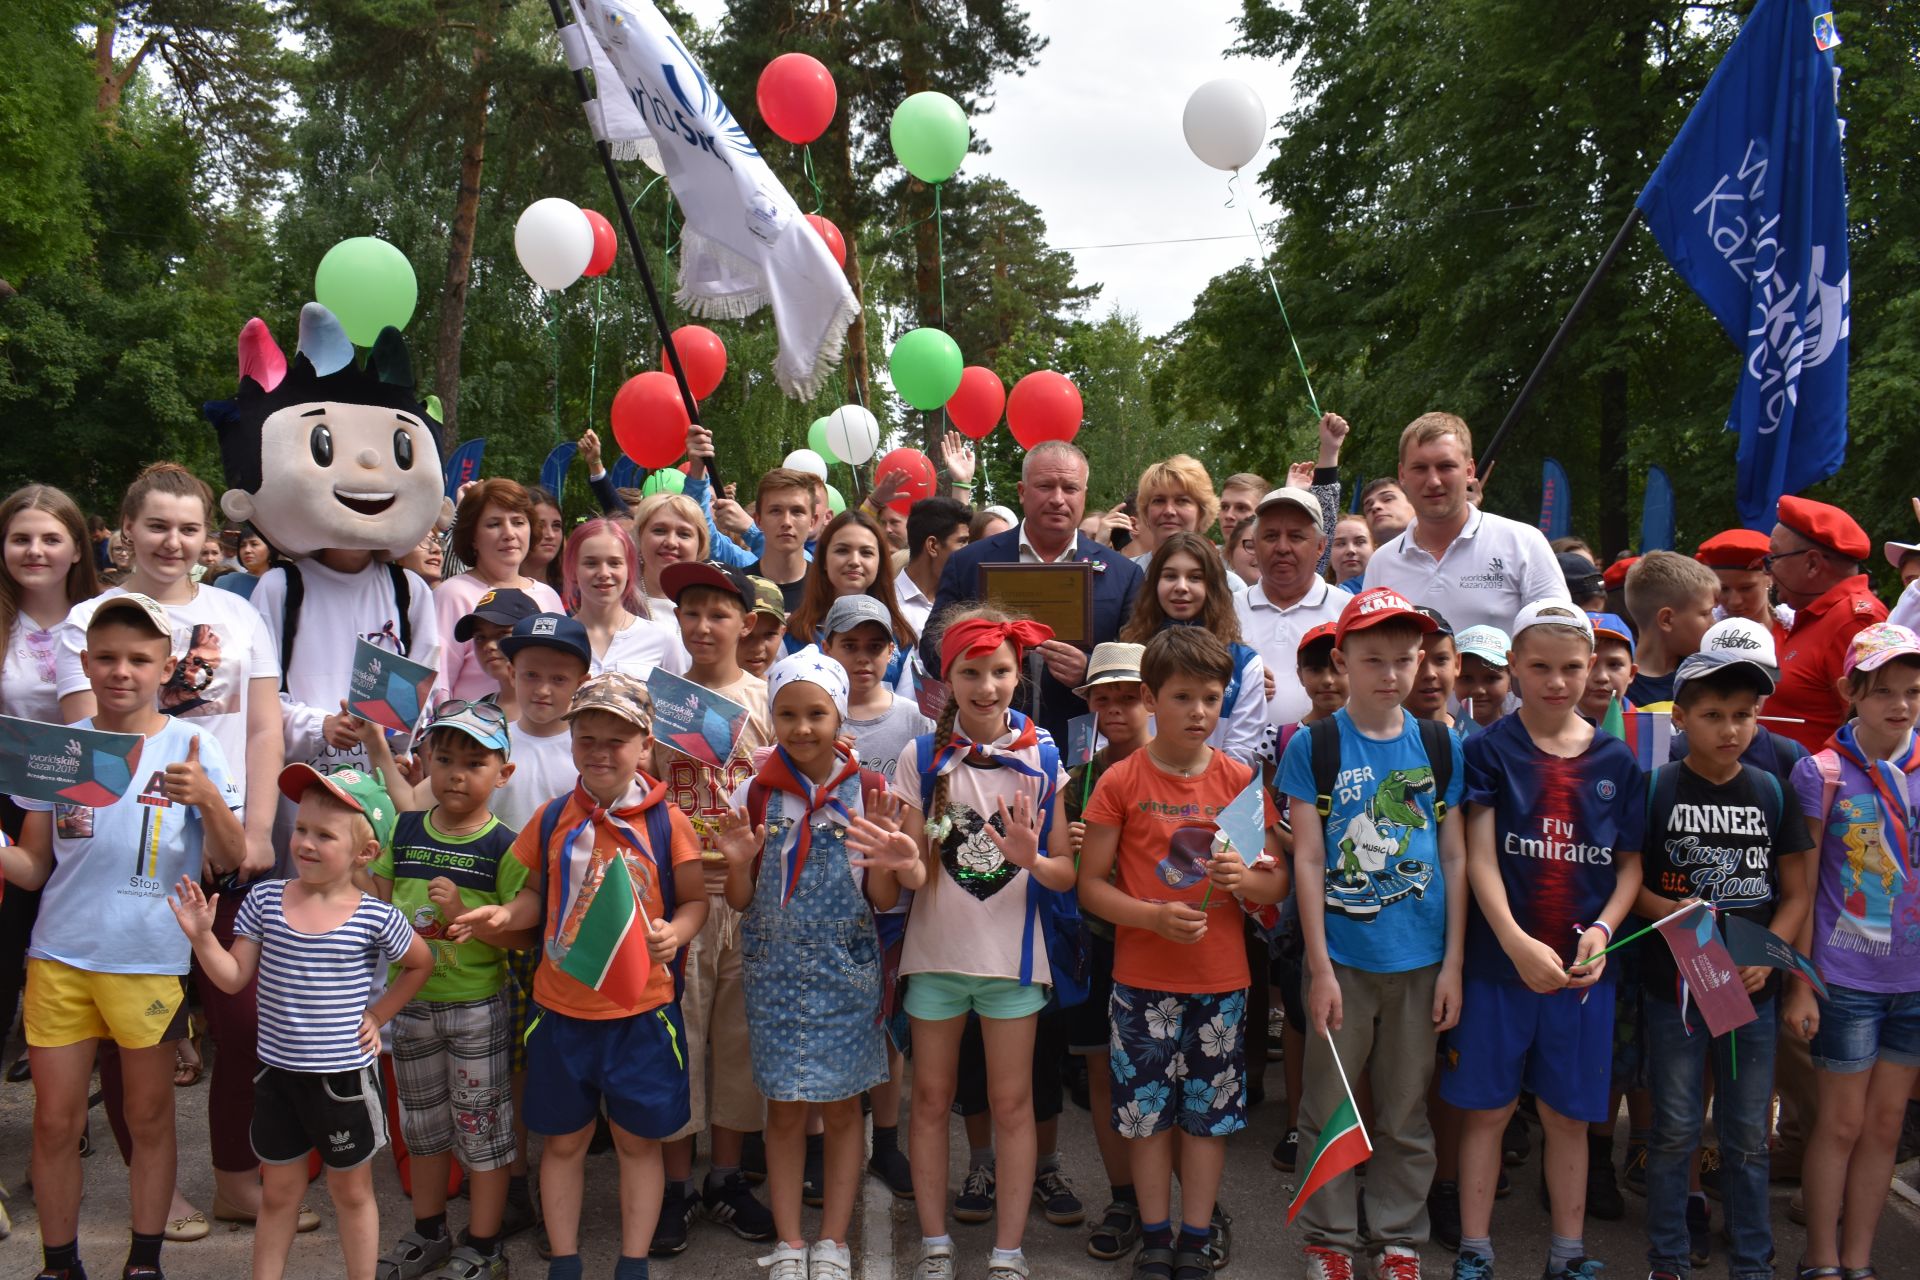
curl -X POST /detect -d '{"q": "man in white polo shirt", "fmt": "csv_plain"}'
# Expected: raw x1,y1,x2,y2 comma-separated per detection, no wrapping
1235,485,1347,730
1362,412,1566,634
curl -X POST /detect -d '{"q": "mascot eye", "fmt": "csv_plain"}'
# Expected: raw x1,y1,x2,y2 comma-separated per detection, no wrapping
309,425,333,467
394,428,415,470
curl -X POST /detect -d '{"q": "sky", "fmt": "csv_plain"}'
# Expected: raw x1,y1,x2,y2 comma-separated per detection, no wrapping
681,0,1297,336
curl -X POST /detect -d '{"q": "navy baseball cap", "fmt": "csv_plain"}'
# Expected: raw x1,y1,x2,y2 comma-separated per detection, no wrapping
498,612,592,667
453,587,540,641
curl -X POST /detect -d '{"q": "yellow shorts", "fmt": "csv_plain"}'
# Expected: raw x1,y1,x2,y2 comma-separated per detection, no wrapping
24,958,187,1050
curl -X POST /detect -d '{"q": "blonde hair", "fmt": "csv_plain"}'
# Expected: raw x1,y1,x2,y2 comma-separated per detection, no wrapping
1220,472,1269,498
1623,550,1719,632
1397,412,1473,462
1134,454,1220,536
630,492,711,562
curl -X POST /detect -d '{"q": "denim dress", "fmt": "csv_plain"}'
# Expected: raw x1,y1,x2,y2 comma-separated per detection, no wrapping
739,777,890,1102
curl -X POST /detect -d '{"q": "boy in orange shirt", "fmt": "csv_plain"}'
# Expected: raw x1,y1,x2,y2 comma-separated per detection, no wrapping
1077,628,1288,1280
452,673,707,1280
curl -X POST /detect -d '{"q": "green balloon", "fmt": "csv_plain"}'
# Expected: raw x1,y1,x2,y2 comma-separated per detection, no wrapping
890,327,964,410
807,416,840,464
889,92,970,184
314,237,418,346
642,469,687,496
824,483,846,515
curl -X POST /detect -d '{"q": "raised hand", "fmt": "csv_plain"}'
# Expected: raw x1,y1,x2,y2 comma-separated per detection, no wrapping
1287,461,1316,490
939,430,977,486
577,427,603,470
168,876,218,944
847,818,919,874
712,807,766,870
869,467,909,511
1316,411,1350,462
986,793,1042,870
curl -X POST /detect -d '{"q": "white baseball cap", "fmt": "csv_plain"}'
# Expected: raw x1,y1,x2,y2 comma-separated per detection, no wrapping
1510,599,1595,643
1254,487,1323,524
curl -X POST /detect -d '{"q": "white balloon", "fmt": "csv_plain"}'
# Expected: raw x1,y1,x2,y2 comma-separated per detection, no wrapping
783,448,830,480
1181,79,1267,172
514,197,594,291
824,404,881,465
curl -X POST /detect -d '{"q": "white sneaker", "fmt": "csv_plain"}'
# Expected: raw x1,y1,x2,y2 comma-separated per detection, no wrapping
1305,1245,1357,1280
758,1242,808,1280
1374,1246,1421,1280
810,1240,853,1280
917,1241,956,1280
985,1252,1030,1280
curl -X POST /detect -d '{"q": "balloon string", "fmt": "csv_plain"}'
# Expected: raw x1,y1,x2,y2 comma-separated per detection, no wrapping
546,292,563,445
934,182,947,329
587,276,603,436
1232,173,1321,421
802,144,825,214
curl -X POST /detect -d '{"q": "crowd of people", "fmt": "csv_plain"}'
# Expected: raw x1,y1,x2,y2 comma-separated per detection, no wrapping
4,403,1920,1280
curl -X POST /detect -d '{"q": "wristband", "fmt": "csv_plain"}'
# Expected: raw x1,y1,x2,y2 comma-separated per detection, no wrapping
1584,920,1612,943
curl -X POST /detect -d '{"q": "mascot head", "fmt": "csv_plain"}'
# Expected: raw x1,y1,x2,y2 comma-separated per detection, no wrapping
206,303,447,559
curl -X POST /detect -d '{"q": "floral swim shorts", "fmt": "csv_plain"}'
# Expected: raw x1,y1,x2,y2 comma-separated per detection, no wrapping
1107,982,1248,1139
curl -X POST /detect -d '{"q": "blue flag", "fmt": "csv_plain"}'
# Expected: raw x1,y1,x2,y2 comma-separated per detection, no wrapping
442,437,485,500
1636,0,1849,530
609,456,641,493
540,442,578,504
1539,458,1571,541
1641,464,1676,552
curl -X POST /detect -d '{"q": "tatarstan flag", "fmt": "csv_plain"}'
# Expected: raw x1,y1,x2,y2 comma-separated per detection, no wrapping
1286,1078,1373,1222
558,853,650,1009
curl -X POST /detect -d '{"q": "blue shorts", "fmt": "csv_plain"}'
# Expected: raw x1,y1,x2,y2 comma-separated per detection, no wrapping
1438,977,1613,1123
522,1005,691,1140
1108,983,1248,1139
1812,983,1920,1074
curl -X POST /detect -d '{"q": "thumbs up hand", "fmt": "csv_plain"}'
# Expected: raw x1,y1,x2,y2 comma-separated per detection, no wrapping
164,734,219,809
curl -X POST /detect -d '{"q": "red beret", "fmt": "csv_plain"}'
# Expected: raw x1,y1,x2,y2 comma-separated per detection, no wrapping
1777,495,1870,561
1601,556,1637,591
1695,528,1771,571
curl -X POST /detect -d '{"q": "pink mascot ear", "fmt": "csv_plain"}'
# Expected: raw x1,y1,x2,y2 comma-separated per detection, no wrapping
238,317,287,392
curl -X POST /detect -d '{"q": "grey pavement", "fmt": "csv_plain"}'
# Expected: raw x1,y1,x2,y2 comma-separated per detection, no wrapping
4,1046,1918,1279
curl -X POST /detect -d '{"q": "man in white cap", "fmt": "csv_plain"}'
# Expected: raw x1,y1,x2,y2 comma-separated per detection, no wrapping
1234,486,1346,731
1362,412,1566,635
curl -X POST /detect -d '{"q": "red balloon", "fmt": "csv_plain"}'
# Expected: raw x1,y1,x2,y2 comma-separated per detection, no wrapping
804,214,846,269
946,366,1005,440
1006,370,1083,449
610,372,690,468
660,324,726,400
757,53,837,145
873,447,936,514
583,209,618,277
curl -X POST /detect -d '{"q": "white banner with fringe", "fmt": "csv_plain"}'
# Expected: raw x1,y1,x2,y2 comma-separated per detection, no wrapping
578,0,858,399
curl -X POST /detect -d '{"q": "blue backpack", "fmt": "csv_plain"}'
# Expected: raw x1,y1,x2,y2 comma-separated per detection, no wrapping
534,795,685,1000
914,719,1091,1008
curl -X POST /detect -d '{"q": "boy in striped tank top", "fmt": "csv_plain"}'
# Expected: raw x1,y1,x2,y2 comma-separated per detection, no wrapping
171,763,432,1280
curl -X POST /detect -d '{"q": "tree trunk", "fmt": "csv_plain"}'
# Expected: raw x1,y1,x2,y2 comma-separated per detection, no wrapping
431,12,498,443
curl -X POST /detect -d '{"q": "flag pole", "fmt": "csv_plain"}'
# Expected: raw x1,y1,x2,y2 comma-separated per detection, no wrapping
1322,1029,1371,1151
1476,205,1643,474
544,0,720,489
1569,899,1703,970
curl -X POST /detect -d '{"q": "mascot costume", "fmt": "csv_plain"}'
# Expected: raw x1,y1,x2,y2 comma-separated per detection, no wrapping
206,301,446,866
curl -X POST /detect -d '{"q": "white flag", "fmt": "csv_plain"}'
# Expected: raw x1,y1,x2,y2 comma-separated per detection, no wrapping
578,0,859,399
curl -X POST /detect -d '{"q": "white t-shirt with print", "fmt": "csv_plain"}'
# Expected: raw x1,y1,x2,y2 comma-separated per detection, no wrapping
890,729,1066,985
3,611,66,725
18,717,240,975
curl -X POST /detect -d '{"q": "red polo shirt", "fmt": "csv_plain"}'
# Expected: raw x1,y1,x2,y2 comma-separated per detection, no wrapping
1769,574,1887,751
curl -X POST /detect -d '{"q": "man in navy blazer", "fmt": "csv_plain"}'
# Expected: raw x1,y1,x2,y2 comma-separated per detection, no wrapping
920,441,1144,745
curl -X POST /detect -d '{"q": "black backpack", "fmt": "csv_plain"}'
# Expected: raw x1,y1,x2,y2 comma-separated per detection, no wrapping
276,561,414,693
1306,714,1455,823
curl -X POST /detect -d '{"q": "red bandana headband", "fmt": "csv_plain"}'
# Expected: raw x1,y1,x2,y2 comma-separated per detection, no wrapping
941,617,1056,673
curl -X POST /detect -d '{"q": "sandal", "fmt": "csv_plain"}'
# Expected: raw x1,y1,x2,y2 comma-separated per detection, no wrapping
172,1042,203,1088
1841,1270,1878,1280
1794,1269,1844,1279
1133,1245,1176,1280
1087,1199,1142,1260
1172,1247,1212,1280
